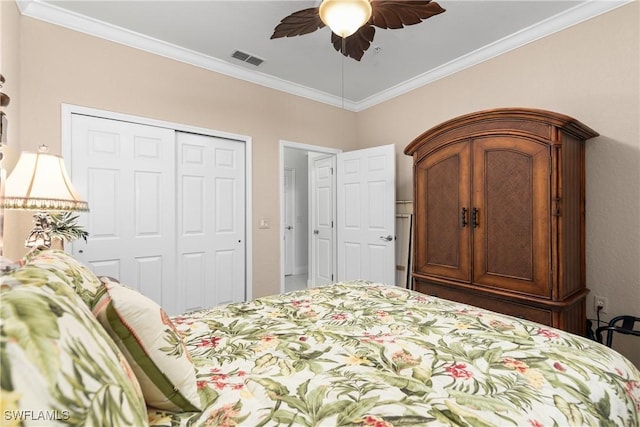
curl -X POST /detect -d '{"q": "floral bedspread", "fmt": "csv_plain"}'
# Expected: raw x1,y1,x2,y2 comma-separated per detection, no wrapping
148,281,640,426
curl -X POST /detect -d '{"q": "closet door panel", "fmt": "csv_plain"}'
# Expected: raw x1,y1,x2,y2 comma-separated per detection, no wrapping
70,114,177,312
177,132,245,312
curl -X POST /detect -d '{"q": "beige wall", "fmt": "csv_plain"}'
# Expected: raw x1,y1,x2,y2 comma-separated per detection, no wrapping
1,1,22,253
4,13,358,298
357,2,640,366
3,2,638,364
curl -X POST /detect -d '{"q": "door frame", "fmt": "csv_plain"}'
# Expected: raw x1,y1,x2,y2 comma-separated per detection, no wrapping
283,167,295,276
61,103,253,301
279,140,341,294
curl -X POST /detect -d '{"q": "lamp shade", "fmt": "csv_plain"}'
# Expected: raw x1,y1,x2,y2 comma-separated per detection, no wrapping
319,0,372,38
3,147,89,212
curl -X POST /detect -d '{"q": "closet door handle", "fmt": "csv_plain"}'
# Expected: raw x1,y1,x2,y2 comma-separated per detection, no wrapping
472,208,479,228
461,207,468,228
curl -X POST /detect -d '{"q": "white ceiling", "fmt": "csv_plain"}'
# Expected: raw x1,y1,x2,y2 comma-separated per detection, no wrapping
18,0,629,111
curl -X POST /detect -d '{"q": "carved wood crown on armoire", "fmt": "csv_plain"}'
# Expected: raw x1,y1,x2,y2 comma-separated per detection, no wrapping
404,108,599,335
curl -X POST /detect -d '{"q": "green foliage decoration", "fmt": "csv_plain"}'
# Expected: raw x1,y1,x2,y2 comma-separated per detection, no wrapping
49,212,89,243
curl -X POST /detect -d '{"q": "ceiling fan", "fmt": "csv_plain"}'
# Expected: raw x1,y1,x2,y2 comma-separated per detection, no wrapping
271,0,446,61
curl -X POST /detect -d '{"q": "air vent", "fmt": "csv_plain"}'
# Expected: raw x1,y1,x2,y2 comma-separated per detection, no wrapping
231,50,264,67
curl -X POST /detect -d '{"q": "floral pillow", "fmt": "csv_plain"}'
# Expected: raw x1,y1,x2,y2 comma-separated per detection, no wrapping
24,249,105,309
0,265,148,426
93,278,201,412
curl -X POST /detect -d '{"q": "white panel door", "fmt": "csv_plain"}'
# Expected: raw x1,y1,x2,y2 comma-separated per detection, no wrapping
70,114,177,311
177,132,245,311
309,154,336,286
337,144,395,284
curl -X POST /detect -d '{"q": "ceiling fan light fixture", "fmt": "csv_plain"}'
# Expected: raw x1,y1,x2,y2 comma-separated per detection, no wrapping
319,0,372,38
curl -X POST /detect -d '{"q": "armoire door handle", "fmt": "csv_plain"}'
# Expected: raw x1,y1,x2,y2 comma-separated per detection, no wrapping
472,208,479,228
461,207,468,228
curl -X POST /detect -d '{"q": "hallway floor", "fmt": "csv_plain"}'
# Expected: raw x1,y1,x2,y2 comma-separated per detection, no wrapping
284,273,308,293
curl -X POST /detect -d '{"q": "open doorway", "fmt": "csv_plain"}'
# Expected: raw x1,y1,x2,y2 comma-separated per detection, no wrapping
280,141,340,294
280,141,397,295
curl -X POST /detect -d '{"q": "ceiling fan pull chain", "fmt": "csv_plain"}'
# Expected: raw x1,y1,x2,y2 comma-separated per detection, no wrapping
341,37,346,110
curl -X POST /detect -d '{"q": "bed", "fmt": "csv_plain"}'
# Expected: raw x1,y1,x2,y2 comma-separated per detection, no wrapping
2,250,638,426
148,281,640,426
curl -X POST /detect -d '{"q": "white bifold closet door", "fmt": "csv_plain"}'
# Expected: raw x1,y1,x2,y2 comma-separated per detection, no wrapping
176,132,245,313
69,114,245,315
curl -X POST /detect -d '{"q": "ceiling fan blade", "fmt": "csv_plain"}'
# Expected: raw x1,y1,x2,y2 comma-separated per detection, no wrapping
331,26,376,62
271,7,325,39
370,0,445,29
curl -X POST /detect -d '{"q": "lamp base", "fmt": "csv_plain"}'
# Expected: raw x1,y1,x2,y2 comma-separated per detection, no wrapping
25,212,53,248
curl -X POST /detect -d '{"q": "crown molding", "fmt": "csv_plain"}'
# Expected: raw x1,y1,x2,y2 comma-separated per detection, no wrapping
18,0,631,113
17,0,355,110
353,0,632,111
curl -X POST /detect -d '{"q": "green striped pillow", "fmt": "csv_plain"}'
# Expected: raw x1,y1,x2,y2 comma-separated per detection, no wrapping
93,279,201,412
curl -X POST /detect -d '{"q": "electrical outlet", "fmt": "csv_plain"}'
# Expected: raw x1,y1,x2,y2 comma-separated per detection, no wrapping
594,295,608,314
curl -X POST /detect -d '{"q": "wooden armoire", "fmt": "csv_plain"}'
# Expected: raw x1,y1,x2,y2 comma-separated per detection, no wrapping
404,108,598,335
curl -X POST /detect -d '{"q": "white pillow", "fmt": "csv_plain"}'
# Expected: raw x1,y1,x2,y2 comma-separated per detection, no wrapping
93,279,201,411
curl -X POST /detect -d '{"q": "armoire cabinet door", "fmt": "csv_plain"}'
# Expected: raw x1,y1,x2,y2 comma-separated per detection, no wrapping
415,141,471,281
471,136,551,297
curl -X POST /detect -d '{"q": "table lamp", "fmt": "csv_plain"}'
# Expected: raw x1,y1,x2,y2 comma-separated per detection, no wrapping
2,144,89,248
